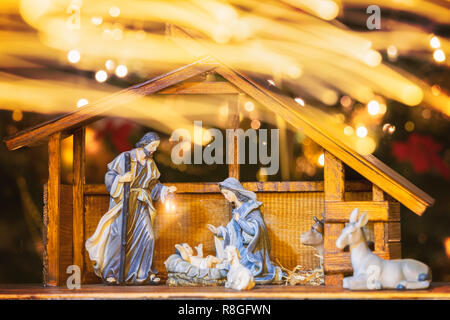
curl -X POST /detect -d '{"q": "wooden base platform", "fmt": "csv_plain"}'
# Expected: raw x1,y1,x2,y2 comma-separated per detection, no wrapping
0,283,449,300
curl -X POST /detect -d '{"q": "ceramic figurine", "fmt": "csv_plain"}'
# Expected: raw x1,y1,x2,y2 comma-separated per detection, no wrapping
224,245,255,291
300,215,324,258
85,132,176,285
336,208,431,290
174,243,223,269
164,243,228,286
207,177,283,284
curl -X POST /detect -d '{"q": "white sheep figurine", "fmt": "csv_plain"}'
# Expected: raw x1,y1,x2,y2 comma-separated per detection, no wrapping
336,208,431,290
224,245,255,291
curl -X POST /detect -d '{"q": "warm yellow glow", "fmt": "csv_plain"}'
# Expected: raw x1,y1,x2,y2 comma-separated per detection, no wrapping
295,97,305,106
318,153,325,166
363,50,382,67
77,98,88,108
387,45,398,60
379,103,387,115
356,126,368,138
105,59,115,71
367,100,380,116
422,109,431,119
344,126,354,136
91,16,103,26
67,50,80,63
95,70,108,83
433,49,446,63
251,119,261,129
115,65,128,78
430,36,440,49
383,123,396,134
109,6,121,18
445,237,450,258
401,85,423,106
244,101,255,112
355,137,376,155
340,96,352,108
404,121,415,132
12,109,23,122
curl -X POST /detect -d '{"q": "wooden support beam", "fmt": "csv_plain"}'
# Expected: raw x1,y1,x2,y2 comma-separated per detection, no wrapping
227,94,241,180
157,82,239,95
324,152,345,202
323,152,345,286
324,201,400,222
72,127,85,282
83,180,372,195
45,132,62,286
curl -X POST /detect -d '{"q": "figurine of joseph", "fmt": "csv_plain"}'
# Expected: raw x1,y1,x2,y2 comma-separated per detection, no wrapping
86,132,176,284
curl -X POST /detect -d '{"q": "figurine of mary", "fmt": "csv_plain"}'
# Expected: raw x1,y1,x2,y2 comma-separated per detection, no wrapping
207,178,281,284
85,132,176,285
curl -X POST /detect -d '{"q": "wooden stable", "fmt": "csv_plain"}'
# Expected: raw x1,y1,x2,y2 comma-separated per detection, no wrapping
4,25,435,289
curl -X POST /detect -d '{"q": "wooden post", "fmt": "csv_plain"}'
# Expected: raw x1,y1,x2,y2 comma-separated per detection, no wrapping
227,94,241,180
373,184,386,252
46,132,62,286
324,151,345,286
73,127,85,282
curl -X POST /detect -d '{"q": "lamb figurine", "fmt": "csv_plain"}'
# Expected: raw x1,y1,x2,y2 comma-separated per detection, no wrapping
224,245,255,291
175,243,223,269
336,208,431,290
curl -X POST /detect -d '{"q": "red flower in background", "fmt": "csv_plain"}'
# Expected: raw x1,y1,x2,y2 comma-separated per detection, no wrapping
392,133,450,179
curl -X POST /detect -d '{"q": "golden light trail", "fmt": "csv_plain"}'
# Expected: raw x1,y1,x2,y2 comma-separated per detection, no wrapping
0,0,446,161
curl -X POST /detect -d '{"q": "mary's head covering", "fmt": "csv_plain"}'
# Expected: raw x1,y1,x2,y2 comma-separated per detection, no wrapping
218,177,257,201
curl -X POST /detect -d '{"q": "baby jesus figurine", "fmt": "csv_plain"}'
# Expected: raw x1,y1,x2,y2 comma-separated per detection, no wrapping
175,243,224,269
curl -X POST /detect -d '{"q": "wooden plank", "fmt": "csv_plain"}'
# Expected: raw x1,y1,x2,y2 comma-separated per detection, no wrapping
59,185,74,286
372,184,385,201
72,127,85,282
324,152,345,202
324,224,344,255
227,94,241,179
324,251,390,274
157,81,239,94
324,274,343,286
325,201,400,222
1,283,450,300
386,222,401,242
165,25,434,215
387,242,402,259
46,132,61,287
83,180,372,195
374,222,385,252
4,57,219,151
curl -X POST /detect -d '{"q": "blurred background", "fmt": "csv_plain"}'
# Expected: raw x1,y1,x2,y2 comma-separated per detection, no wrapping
0,0,449,283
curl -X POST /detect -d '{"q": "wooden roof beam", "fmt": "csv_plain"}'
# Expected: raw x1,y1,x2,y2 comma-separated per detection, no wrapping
166,24,434,215
4,57,219,151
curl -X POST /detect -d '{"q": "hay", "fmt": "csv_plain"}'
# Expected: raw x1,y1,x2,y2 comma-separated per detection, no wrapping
276,257,324,286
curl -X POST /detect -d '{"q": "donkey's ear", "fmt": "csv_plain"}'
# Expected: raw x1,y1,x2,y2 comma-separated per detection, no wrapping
358,212,369,227
349,208,359,223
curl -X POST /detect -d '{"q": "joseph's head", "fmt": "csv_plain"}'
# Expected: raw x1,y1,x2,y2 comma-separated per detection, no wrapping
136,132,160,156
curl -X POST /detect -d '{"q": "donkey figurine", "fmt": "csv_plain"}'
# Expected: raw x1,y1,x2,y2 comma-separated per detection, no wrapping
336,208,431,290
